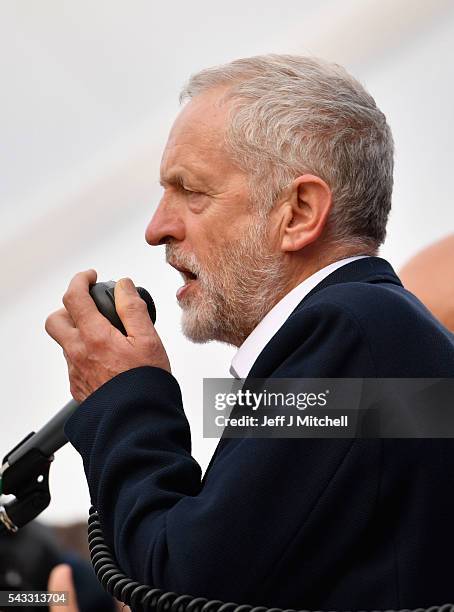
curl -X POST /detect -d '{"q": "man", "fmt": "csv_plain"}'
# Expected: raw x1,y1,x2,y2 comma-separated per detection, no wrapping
45,55,454,610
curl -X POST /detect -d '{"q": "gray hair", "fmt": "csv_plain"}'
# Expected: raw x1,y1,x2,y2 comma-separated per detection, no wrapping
180,54,394,252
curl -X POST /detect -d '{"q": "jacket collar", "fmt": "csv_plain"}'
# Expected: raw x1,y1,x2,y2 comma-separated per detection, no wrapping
247,257,402,380
294,256,402,313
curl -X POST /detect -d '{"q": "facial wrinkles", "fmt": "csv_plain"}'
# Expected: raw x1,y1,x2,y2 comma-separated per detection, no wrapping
165,215,289,346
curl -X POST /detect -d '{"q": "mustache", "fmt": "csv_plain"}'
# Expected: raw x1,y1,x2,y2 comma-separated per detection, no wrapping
165,244,203,277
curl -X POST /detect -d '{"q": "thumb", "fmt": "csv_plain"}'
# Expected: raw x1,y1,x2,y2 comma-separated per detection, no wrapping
48,564,79,612
115,278,154,337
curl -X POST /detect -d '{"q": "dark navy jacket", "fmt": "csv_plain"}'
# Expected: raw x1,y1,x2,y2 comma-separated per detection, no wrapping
65,257,454,610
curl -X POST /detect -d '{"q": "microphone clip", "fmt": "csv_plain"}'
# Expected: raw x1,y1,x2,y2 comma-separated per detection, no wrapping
0,433,53,533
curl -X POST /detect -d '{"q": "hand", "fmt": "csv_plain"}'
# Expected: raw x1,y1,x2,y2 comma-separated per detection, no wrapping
45,270,171,402
48,564,78,612
48,563,130,612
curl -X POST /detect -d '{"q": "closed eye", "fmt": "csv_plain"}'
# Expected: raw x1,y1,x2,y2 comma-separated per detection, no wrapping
181,186,210,213
159,176,201,192
181,186,203,196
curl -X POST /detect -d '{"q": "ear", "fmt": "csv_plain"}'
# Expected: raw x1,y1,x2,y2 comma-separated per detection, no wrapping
278,175,332,252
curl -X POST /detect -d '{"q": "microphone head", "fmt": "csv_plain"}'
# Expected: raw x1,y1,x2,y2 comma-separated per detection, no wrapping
89,281,156,334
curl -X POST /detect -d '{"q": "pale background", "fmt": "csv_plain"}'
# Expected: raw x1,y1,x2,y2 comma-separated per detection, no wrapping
1,0,453,523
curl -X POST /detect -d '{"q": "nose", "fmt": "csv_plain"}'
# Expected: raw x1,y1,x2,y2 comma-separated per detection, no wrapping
145,197,185,246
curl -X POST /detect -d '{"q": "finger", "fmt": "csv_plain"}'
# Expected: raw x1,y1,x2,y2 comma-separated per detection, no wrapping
45,308,78,347
63,270,107,330
48,564,79,612
115,277,155,337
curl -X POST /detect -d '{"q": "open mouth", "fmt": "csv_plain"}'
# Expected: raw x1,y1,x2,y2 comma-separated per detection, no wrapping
169,262,199,300
169,262,198,282
181,269,198,283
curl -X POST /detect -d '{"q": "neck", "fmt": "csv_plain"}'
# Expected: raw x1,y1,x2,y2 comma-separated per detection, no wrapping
284,243,373,295
215,245,373,348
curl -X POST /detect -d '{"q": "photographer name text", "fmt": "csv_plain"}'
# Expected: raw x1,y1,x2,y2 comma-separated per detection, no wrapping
215,414,348,428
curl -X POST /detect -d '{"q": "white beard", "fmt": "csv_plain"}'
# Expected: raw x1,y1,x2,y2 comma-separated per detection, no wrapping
166,216,289,346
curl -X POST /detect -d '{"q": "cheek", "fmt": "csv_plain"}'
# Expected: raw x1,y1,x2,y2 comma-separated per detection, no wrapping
185,196,255,258
186,220,224,258
203,216,246,250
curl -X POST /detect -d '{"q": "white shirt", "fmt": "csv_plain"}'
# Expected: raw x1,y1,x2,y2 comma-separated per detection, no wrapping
230,256,369,379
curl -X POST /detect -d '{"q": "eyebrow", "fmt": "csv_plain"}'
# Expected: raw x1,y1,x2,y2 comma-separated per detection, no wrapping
159,174,186,188
159,171,212,192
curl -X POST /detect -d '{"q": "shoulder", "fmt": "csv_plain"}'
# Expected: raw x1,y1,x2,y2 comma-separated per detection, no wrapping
252,278,454,378
301,280,445,334
291,281,454,376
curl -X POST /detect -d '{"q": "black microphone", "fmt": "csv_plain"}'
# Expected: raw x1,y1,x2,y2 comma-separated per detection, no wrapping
3,281,156,469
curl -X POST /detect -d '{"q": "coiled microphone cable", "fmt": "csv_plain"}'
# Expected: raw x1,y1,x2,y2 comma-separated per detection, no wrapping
87,506,454,612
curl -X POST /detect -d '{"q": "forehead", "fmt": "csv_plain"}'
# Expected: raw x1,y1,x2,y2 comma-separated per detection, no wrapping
160,89,234,180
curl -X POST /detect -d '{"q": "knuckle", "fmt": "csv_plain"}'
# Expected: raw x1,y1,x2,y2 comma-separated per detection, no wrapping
67,343,86,365
62,290,72,309
44,313,55,333
143,335,158,353
132,296,147,311
80,322,108,345
87,331,107,349
120,297,147,315
45,309,63,334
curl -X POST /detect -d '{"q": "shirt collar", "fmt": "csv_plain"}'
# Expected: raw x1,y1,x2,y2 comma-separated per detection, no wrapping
230,256,369,379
